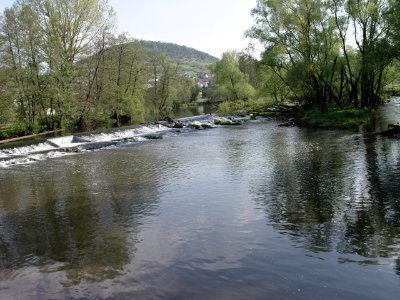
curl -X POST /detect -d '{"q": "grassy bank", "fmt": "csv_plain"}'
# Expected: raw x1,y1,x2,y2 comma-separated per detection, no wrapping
0,125,36,141
0,122,58,141
298,108,374,129
217,99,273,116
217,99,374,129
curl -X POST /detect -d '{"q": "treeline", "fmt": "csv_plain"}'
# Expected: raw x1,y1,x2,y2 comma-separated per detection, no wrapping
142,41,217,61
2,0,399,136
210,0,400,114
0,0,199,134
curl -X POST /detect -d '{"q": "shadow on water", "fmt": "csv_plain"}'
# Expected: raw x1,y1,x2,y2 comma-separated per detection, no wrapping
250,126,400,263
0,149,163,287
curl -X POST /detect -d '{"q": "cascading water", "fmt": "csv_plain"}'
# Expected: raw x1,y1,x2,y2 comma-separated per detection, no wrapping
0,115,215,168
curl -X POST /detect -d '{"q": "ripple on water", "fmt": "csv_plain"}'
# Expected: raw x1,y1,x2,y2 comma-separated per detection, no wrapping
0,122,400,299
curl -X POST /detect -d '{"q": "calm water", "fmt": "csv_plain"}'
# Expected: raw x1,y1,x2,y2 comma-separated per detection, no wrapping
1,108,400,299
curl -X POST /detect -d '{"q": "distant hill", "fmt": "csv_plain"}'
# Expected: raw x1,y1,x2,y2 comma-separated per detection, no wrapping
140,40,218,76
141,40,217,61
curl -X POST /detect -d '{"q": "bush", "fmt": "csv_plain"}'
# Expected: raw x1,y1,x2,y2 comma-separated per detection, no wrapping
300,108,374,129
217,100,246,116
217,97,279,116
0,124,29,140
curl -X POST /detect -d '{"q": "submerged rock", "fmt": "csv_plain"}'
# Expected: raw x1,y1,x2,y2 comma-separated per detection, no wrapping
214,117,242,126
278,118,296,127
187,121,216,130
161,116,184,128
380,123,400,137
144,134,163,140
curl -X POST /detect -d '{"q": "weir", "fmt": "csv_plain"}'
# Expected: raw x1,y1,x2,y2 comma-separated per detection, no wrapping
0,115,216,168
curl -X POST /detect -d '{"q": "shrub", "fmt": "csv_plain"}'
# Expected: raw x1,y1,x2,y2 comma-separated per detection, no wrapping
300,108,374,129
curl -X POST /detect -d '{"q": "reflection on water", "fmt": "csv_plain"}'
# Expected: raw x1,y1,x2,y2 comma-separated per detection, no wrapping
0,151,162,289
1,109,400,299
251,128,400,260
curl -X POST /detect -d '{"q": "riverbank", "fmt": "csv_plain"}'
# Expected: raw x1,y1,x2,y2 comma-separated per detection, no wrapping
297,108,375,129
216,100,376,130
0,129,64,145
0,104,376,148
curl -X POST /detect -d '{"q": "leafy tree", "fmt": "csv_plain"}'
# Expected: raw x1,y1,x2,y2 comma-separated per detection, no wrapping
249,0,342,111
0,2,45,130
147,53,179,118
102,37,147,126
249,0,397,110
175,77,198,103
211,51,255,101
0,68,15,126
238,51,259,88
34,0,115,127
257,65,290,104
0,0,115,130
0,0,216,133
344,0,394,107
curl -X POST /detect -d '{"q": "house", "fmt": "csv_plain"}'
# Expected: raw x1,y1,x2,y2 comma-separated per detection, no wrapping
196,79,209,88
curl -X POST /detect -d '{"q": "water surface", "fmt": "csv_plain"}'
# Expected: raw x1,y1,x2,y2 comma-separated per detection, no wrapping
1,110,400,299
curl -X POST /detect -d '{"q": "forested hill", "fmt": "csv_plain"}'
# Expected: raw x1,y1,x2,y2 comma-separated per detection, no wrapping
141,40,217,61
140,40,218,75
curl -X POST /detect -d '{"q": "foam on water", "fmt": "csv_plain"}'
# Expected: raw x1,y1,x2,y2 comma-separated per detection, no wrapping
0,116,216,168
78,124,170,143
0,123,173,168
0,142,57,159
0,151,73,168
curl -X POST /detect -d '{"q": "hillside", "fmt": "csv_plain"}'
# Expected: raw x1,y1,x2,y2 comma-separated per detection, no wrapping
140,40,218,76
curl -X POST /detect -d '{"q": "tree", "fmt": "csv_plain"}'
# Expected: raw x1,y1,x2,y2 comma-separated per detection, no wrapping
257,64,290,104
147,53,179,118
344,0,393,108
0,0,115,130
101,36,147,126
238,51,259,88
0,68,15,126
175,77,198,104
211,51,255,101
249,0,396,111
34,0,114,128
0,2,45,130
249,0,342,111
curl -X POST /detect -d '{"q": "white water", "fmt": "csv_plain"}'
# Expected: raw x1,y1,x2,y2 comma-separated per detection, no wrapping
0,142,57,159
0,117,215,168
78,124,170,143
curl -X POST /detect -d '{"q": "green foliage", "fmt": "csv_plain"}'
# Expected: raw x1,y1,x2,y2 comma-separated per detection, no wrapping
141,40,217,61
175,77,198,103
218,101,244,116
0,124,28,140
217,98,272,116
257,65,290,103
146,54,180,118
211,51,255,101
300,108,374,129
0,122,47,140
140,40,217,78
0,1,215,134
0,0,115,131
248,0,397,111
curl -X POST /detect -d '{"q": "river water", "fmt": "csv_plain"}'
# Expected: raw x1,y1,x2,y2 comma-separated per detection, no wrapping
1,103,400,299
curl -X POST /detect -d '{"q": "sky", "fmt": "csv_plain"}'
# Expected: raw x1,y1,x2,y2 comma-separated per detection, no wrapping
0,0,259,58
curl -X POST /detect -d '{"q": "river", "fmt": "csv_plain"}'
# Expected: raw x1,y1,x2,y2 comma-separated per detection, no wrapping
0,101,400,299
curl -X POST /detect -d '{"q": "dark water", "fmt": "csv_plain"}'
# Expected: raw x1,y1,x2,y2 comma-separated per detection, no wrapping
1,108,400,299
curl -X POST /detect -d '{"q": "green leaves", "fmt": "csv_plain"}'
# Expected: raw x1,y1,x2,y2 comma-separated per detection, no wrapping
249,0,398,110
211,51,255,101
